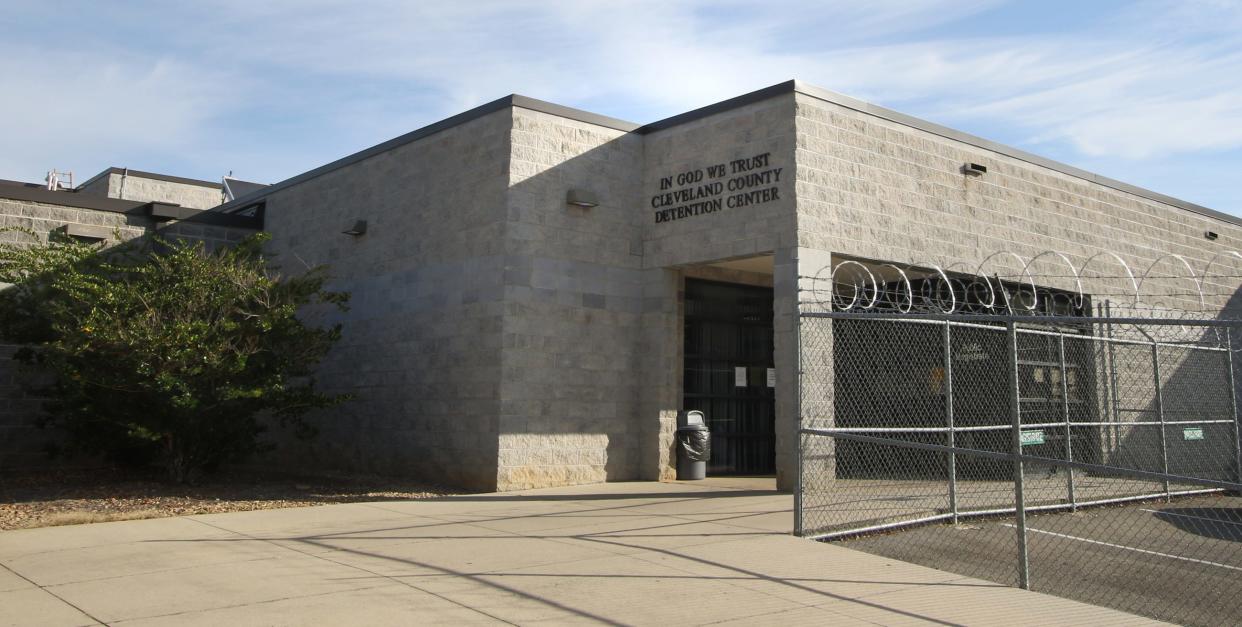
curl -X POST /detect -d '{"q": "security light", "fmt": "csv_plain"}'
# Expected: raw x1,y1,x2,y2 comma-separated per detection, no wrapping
962,163,987,177
566,189,599,208
343,220,367,236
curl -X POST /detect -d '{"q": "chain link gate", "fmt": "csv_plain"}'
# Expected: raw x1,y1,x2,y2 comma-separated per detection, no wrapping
795,312,1242,626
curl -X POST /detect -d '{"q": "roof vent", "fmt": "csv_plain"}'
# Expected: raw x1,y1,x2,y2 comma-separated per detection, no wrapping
45,170,73,191
962,163,987,177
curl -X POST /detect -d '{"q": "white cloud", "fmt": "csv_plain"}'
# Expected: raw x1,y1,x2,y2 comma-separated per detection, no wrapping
1,0,1240,209
0,44,247,183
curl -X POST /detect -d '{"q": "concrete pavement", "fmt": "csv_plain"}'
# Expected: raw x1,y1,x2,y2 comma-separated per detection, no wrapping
1,478,1158,625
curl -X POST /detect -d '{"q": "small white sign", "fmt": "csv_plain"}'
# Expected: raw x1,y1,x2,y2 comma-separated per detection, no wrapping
735,366,748,387
766,368,776,388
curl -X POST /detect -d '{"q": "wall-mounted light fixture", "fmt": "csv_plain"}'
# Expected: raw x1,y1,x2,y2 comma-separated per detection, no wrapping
1205,230,1219,241
343,220,367,236
962,162,987,177
59,223,111,242
566,189,599,208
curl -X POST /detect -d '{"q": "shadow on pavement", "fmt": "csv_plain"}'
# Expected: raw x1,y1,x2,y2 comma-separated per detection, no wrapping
1153,507,1242,542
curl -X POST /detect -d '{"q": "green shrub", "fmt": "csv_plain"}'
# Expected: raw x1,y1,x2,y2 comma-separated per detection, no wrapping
0,230,349,483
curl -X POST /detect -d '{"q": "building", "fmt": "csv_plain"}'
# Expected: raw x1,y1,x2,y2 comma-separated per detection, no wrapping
2,80,1239,491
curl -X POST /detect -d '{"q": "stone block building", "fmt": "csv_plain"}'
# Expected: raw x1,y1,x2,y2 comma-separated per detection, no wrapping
3,80,1239,491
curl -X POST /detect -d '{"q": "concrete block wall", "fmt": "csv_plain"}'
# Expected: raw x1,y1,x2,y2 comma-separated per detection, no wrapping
80,172,224,210
497,107,644,489
260,109,512,491
640,94,801,487
791,91,1242,480
0,197,148,245
792,92,1242,308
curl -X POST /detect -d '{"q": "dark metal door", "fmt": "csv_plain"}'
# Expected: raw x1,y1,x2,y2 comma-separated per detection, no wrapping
683,279,775,475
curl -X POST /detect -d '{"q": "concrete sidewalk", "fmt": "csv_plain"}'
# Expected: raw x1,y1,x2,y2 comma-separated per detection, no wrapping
1,478,1157,626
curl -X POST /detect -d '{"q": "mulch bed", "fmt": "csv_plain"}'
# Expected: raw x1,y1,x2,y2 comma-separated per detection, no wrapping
0,468,451,530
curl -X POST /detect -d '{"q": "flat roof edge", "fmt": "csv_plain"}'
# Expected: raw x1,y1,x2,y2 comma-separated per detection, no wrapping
634,81,797,135
79,167,222,191
218,95,640,212
0,185,261,229
214,79,1236,226
1,184,151,213
789,81,1240,227
510,95,639,132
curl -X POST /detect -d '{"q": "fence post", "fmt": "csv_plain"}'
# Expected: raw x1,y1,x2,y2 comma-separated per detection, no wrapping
1009,321,1030,590
1059,334,1076,511
1152,342,1171,500
944,321,957,524
1227,327,1241,487
794,309,804,537
1104,302,1122,452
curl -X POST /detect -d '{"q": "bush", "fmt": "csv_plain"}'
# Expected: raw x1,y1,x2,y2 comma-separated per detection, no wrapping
0,230,349,483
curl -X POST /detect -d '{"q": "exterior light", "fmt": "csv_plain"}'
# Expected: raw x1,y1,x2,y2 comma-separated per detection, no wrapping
343,220,367,236
962,163,987,177
59,223,110,242
1206,231,1219,241
566,189,599,208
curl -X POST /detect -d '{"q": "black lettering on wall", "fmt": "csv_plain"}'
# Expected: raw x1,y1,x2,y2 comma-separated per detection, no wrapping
650,152,780,224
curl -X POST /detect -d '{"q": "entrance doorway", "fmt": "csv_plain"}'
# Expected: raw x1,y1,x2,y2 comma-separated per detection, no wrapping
683,279,775,475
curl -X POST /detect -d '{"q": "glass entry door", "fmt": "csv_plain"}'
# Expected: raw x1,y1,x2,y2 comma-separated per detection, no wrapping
683,279,775,475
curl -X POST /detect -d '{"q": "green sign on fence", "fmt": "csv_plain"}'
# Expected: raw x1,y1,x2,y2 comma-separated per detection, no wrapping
1020,430,1045,446
1184,427,1205,441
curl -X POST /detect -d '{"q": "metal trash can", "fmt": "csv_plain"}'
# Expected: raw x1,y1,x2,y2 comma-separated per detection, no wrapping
676,410,711,480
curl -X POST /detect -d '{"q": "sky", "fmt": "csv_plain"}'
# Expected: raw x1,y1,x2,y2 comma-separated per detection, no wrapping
2,0,1241,215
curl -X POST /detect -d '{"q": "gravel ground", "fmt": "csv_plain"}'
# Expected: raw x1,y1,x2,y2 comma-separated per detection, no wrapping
0,468,452,530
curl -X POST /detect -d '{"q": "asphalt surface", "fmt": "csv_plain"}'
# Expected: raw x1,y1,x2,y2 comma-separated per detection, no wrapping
839,493,1242,626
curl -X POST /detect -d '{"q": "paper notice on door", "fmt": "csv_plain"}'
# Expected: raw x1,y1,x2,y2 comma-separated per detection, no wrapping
734,366,748,387
766,368,776,388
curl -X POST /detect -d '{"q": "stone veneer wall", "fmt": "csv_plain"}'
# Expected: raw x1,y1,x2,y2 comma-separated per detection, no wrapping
0,196,255,469
496,107,645,489
260,109,513,491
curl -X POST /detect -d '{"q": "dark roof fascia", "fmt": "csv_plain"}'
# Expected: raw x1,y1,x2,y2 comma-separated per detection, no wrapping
214,79,1237,227
178,209,262,230
146,201,264,228
216,95,640,213
0,184,152,214
0,178,44,189
78,167,222,191
0,184,261,229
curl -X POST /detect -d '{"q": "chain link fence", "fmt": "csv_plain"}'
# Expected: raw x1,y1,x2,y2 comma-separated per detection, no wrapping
796,313,1242,626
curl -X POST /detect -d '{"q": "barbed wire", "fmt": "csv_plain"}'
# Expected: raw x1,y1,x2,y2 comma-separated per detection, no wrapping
801,250,1242,317
799,250,1242,346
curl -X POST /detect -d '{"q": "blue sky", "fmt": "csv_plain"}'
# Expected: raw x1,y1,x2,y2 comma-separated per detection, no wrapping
2,1,1241,215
